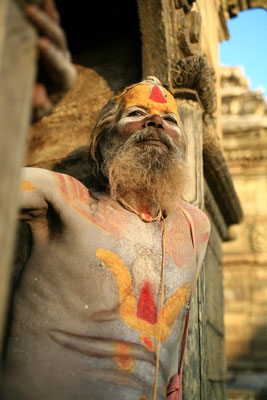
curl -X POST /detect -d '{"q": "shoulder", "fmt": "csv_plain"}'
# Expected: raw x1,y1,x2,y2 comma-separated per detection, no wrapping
21,167,54,186
21,167,91,203
51,171,91,203
179,202,210,230
178,201,210,247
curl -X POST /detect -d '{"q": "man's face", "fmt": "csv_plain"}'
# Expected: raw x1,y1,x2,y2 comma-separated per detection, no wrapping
100,83,187,205
117,83,183,147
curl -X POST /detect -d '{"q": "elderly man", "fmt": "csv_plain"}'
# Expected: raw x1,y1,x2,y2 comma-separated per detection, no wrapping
2,76,210,399
1,3,210,400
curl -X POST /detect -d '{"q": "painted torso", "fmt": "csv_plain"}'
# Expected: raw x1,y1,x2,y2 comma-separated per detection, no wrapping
3,170,210,400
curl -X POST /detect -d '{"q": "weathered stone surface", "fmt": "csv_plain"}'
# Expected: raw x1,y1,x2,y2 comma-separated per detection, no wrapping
227,389,256,400
222,66,267,395
177,99,204,206
25,65,111,168
25,36,141,170
206,247,225,334
222,114,267,133
204,214,226,398
0,0,36,352
183,287,202,400
207,323,226,380
226,0,267,17
207,380,227,400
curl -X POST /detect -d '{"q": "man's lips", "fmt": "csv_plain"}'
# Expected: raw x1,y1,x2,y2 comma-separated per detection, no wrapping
136,139,167,148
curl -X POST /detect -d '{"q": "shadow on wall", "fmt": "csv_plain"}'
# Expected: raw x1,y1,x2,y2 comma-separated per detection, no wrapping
227,325,267,399
55,0,142,94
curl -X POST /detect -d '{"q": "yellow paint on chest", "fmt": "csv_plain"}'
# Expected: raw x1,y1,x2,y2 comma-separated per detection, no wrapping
114,341,136,372
96,248,191,342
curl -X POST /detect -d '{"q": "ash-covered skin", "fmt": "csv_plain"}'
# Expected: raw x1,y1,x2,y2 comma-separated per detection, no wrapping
1,79,210,400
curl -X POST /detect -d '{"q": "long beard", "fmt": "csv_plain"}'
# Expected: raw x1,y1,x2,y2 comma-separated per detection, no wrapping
102,128,188,212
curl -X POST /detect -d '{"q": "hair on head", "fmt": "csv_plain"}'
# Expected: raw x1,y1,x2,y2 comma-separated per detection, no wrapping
87,77,186,193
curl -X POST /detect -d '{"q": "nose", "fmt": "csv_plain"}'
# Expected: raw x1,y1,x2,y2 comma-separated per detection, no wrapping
144,114,164,129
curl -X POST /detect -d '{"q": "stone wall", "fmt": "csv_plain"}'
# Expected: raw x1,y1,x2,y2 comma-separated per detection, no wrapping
205,206,227,399
221,66,267,399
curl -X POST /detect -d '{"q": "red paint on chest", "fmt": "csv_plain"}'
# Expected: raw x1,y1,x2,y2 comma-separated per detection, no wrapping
137,281,158,324
149,85,167,103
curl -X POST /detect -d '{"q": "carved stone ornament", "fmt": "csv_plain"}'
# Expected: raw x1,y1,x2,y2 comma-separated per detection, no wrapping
203,116,243,226
171,56,217,115
175,0,196,12
249,223,267,253
177,10,202,57
226,0,267,18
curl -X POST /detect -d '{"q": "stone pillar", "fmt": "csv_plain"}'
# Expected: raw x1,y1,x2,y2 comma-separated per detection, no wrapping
0,0,36,353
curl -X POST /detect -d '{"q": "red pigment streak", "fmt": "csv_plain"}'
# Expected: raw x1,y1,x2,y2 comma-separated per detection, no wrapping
137,281,158,324
197,231,209,243
149,85,167,103
143,336,154,351
68,176,79,198
55,173,68,196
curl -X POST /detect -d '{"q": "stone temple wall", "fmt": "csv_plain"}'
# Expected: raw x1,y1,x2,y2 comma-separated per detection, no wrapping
221,66,267,399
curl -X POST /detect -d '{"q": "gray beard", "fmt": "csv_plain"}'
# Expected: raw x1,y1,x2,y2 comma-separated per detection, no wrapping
101,127,188,210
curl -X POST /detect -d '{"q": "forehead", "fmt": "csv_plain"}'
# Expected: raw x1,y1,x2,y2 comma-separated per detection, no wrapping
122,84,180,120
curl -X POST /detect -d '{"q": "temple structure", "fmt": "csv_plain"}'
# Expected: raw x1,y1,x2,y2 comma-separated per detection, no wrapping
222,66,267,399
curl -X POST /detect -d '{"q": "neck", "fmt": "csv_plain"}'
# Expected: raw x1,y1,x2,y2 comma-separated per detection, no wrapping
120,192,160,218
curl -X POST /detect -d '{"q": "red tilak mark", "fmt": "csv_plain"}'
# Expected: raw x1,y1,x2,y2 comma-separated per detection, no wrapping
137,281,158,324
149,85,167,103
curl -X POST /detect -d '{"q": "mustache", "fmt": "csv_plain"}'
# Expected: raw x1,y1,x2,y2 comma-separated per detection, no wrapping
120,127,176,151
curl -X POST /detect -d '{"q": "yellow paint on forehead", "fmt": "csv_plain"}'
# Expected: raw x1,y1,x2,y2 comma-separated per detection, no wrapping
122,84,180,120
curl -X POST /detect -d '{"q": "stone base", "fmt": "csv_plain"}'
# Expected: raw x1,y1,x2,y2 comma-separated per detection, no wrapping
228,390,256,400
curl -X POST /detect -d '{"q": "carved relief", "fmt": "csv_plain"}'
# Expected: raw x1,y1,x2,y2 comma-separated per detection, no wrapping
249,223,267,253
174,0,196,13
172,56,217,115
170,7,242,226
202,116,243,226
176,11,202,57
225,148,267,167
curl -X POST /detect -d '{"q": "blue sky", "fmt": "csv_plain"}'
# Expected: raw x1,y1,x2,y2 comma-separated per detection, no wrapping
219,8,267,97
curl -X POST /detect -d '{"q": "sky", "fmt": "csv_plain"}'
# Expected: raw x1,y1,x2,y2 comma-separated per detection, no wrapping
219,8,267,98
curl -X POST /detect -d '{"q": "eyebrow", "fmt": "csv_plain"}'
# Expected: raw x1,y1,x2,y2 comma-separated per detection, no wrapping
125,105,149,112
125,105,178,118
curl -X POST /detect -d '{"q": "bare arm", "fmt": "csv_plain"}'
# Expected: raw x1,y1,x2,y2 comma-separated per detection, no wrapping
182,202,211,277
19,167,54,223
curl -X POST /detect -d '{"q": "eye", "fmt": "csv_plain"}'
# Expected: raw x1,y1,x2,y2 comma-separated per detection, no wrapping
127,110,146,117
164,116,178,125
